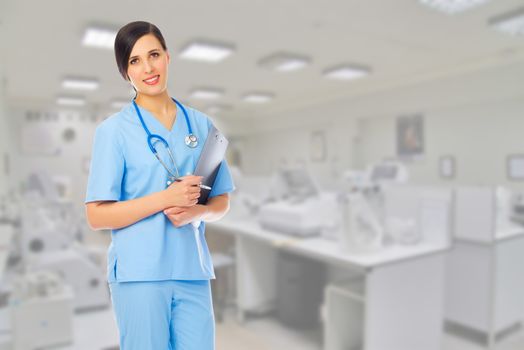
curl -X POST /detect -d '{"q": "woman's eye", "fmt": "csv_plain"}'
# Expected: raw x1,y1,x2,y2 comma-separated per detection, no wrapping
151,52,159,57
130,59,138,65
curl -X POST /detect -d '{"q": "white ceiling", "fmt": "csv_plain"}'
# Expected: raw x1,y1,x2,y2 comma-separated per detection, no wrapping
2,0,524,120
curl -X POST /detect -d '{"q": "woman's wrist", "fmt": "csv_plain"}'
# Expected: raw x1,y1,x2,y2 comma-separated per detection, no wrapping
196,204,209,221
158,189,171,210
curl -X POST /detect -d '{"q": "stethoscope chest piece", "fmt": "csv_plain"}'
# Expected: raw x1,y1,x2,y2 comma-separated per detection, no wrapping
185,134,198,148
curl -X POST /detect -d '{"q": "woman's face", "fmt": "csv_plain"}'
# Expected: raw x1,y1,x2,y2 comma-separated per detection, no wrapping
127,34,170,96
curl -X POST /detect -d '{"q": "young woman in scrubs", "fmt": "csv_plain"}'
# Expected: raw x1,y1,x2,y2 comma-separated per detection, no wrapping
85,21,235,350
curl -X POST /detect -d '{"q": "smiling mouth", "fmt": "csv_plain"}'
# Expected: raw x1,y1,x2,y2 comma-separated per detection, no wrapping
143,75,160,85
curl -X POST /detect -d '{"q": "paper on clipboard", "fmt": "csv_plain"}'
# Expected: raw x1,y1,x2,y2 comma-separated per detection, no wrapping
194,124,229,204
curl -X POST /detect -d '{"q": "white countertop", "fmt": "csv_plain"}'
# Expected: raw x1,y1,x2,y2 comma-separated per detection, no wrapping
208,217,448,270
495,227,524,241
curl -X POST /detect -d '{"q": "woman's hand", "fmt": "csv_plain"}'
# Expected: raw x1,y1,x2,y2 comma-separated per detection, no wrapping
164,204,208,227
163,175,203,208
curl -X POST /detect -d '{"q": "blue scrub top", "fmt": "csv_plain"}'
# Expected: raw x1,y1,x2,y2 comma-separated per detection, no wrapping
85,102,235,282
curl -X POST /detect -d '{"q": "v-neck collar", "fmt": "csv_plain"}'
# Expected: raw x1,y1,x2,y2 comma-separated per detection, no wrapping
134,103,179,134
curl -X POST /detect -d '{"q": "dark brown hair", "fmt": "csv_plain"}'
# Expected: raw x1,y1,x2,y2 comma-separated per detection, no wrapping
114,21,167,81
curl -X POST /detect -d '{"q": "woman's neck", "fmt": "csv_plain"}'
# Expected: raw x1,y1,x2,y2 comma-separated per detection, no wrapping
135,91,174,116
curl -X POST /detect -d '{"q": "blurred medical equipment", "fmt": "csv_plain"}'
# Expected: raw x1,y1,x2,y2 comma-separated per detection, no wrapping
337,160,409,252
9,271,74,350
340,160,409,193
385,217,419,244
0,190,24,291
491,186,524,230
0,223,14,283
258,164,337,236
226,166,272,218
510,194,524,225
0,192,19,225
20,199,74,258
19,172,76,257
368,160,409,187
27,245,108,311
338,192,384,253
14,172,109,312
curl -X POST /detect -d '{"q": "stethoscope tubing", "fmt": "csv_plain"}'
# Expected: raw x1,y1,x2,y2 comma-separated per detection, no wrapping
132,97,198,182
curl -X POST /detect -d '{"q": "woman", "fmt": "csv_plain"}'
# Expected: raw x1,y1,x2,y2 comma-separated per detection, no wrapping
85,21,234,350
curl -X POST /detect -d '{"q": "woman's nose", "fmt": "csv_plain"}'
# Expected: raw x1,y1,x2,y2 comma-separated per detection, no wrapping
144,60,154,74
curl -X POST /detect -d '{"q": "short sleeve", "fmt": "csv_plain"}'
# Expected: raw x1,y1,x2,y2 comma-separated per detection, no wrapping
85,123,125,203
206,118,236,198
209,158,236,198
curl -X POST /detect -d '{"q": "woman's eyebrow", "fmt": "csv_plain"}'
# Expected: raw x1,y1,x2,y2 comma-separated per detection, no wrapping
129,49,160,60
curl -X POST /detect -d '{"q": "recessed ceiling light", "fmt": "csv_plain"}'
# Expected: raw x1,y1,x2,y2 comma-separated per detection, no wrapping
242,92,274,103
82,26,117,49
258,52,311,72
323,65,370,80
489,7,524,36
418,0,490,14
190,88,223,100
62,77,99,91
56,96,86,106
179,41,234,62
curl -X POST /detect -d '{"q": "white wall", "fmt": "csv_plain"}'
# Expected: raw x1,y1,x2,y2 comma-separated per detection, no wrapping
357,97,524,187
230,103,359,191
231,60,524,189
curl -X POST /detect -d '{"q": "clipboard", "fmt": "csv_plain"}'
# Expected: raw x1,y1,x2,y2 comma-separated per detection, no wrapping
194,124,229,204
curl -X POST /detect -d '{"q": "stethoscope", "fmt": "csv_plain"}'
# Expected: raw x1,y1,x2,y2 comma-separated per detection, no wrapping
132,97,198,186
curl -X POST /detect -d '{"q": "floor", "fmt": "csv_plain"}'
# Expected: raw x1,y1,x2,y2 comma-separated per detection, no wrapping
56,308,524,350
2,307,524,350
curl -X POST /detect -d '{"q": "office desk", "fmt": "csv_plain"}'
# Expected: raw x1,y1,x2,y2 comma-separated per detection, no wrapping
208,216,448,350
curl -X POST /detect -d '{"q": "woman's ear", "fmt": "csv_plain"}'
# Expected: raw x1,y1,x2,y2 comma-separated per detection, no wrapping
167,51,170,64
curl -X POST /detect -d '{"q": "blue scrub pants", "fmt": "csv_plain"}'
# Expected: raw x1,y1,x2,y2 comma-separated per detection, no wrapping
109,280,215,350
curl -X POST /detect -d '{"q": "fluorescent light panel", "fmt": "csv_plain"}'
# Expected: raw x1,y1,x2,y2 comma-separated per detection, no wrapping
258,53,311,72
323,65,370,80
418,0,490,14
242,93,274,103
62,78,99,91
56,97,86,106
190,88,223,100
489,7,524,36
82,27,117,49
179,41,234,62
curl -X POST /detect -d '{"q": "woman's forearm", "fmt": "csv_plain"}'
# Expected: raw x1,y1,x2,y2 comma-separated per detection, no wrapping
86,190,169,230
200,194,230,223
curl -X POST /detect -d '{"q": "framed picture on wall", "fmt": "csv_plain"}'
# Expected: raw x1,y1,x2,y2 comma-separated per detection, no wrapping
397,114,424,159
439,155,455,179
507,154,524,180
310,130,326,162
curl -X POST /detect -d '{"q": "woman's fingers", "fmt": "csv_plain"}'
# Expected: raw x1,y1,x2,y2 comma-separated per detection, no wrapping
178,175,203,185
